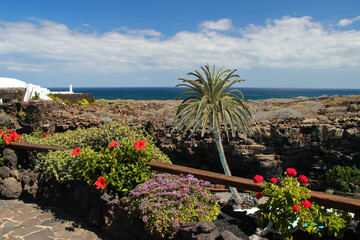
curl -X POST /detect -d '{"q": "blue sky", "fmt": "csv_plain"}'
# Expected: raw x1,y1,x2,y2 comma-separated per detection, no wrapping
1,0,360,88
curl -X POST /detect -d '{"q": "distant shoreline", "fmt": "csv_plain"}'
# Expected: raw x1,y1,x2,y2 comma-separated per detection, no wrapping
48,87,360,101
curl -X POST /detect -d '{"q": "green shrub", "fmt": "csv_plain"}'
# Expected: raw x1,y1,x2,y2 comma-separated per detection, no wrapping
254,169,351,240
36,150,77,182
21,121,170,164
23,121,170,195
76,138,153,194
78,99,90,106
321,165,360,193
126,173,221,238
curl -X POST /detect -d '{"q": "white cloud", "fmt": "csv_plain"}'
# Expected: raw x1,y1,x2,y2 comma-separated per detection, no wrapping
0,16,360,74
337,16,360,26
200,18,233,31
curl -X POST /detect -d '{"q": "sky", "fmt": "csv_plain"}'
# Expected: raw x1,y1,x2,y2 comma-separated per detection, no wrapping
0,0,360,88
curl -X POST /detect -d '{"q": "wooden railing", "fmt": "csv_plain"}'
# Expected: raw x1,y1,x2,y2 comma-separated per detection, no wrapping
8,142,360,213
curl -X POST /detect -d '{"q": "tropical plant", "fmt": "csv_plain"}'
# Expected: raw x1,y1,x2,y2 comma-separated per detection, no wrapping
174,64,252,204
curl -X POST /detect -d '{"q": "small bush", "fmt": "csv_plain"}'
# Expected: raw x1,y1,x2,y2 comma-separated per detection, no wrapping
76,138,154,194
321,165,360,193
126,173,221,238
78,98,90,106
36,150,76,182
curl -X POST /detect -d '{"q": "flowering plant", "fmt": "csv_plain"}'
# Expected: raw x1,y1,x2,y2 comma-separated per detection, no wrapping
126,173,221,238
0,128,21,145
76,138,152,194
254,168,351,240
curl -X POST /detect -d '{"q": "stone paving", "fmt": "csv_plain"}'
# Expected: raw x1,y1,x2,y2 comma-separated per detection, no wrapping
0,199,109,240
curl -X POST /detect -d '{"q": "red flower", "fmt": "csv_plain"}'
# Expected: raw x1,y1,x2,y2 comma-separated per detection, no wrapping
253,175,264,183
108,140,119,147
298,175,308,184
301,200,312,209
256,191,263,199
286,168,297,177
43,133,48,138
0,129,20,143
270,178,278,183
72,147,81,156
94,176,106,189
134,140,146,150
292,204,300,212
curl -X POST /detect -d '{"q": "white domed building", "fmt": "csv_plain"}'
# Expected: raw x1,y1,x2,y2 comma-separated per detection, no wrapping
0,77,52,102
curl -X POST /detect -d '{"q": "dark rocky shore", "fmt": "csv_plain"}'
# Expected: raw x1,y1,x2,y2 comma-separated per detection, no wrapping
1,95,360,239
1,95,359,183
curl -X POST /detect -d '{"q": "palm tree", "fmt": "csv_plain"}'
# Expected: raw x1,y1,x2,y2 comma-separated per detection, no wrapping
174,64,252,205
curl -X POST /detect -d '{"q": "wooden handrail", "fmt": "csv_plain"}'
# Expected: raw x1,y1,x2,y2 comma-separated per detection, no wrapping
8,142,360,212
9,142,70,151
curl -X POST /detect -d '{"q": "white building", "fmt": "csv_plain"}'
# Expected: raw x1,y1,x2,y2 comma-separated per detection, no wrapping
0,77,52,102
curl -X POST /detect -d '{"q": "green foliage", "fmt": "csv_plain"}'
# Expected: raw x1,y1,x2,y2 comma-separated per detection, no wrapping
17,111,26,117
255,171,351,240
78,98,90,105
22,121,170,195
21,121,170,164
31,92,40,100
35,150,76,182
321,165,360,193
126,174,221,238
0,154,4,167
76,138,153,195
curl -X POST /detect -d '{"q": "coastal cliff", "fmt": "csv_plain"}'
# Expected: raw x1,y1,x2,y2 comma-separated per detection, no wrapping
1,95,359,181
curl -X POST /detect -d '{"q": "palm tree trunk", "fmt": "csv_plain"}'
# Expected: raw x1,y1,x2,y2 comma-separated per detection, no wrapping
213,128,243,205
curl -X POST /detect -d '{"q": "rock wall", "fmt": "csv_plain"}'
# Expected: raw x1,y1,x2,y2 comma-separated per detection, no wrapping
51,93,95,104
0,96,359,181
0,88,26,102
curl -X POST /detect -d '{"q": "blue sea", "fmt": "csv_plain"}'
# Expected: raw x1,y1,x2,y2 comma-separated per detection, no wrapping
48,87,360,100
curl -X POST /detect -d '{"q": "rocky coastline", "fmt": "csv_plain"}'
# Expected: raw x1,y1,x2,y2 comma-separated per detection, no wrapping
1,95,359,185
1,94,360,239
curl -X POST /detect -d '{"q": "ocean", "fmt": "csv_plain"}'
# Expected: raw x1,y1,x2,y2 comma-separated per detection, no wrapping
48,87,360,101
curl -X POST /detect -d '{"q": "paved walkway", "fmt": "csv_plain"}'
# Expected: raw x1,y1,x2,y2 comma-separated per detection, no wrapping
0,199,109,240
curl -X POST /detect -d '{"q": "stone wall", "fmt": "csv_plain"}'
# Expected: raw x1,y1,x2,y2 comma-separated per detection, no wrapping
0,88,26,102
50,93,95,104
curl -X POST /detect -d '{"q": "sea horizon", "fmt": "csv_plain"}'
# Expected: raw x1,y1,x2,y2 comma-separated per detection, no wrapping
48,87,360,101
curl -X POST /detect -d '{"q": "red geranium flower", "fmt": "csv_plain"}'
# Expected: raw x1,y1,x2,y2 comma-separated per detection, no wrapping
94,176,106,189
43,133,48,138
270,178,278,183
292,204,300,212
256,191,263,199
0,129,20,143
108,140,119,147
301,200,312,209
72,147,81,156
253,175,264,183
286,168,297,177
134,140,146,150
298,175,308,184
